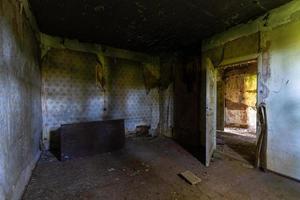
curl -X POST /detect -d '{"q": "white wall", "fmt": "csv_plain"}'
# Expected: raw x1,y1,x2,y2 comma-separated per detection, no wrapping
266,20,300,179
203,0,300,180
0,0,42,199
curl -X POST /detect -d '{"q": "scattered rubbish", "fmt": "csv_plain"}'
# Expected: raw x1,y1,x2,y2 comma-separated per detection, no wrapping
242,163,254,169
217,138,225,145
179,171,202,185
130,170,141,176
213,152,222,160
108,168,115,172
141,162,150,168
202,171,208,177
171,191,178,200
136,122,150,136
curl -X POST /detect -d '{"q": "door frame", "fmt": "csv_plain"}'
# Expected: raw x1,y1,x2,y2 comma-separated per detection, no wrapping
204,52,263,166
205,58,217,167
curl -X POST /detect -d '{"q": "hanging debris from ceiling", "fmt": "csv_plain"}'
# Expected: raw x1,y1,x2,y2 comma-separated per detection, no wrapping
143,65,160,94
96,59,106,92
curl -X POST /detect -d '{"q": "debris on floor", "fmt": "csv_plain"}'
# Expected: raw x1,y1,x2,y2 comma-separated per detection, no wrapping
242,163,255,169
107,168,116,172
136,122,150,136
23,137,300,200
179,170,202,185
217,130,257,165
224,127,256,138
217,137,225,145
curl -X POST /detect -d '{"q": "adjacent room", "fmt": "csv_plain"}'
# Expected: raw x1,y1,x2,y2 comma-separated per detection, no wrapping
217,60,258,165
1,0,300,200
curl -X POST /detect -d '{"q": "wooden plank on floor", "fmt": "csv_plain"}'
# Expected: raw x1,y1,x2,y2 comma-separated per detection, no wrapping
179,171,202,185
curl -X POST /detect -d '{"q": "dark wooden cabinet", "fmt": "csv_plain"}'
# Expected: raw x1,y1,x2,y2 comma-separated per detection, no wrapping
50,119,125,161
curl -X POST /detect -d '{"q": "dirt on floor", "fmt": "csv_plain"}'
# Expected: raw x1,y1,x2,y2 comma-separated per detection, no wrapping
224,127,256,138
23,137,300,200
217,130,257,165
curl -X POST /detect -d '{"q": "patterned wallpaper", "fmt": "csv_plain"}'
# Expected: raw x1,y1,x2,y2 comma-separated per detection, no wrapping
105,58,160,132
41,48,160,145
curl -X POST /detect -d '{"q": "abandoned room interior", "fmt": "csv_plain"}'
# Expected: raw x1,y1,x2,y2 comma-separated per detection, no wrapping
1,0,300,199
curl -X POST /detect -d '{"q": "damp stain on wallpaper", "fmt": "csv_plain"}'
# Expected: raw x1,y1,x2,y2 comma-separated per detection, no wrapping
41,48,160,146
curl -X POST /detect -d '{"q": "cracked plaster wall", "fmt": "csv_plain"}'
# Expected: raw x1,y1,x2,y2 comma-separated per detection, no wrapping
203,0,300,180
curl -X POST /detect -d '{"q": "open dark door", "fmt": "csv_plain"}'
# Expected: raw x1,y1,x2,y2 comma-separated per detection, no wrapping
205,58,217,166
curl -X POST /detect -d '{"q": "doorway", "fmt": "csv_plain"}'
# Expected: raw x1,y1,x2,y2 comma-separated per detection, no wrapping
216,60,258,165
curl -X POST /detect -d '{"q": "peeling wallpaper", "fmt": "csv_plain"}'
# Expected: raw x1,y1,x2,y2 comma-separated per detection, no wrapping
42,48,160,146
224,64,257,129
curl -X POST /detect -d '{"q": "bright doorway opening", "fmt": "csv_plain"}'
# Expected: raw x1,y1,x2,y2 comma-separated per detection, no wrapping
216,60,258,165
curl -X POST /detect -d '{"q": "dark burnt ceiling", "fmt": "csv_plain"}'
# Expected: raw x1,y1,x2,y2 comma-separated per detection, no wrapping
29,0,291,53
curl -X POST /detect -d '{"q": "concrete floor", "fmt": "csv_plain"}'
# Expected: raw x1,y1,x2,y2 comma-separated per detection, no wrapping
23,137,300,200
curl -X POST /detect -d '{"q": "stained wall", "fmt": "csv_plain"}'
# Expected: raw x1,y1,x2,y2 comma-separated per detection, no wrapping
0,0,42,199
224,63,257,130
41,47,160,146
203,0,300,180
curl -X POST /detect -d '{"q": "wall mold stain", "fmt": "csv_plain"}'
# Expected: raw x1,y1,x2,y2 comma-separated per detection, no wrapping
258,81,270,99
262,40,271,82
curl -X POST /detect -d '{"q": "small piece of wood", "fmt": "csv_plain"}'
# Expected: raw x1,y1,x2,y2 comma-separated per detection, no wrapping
179,171,202,185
